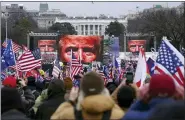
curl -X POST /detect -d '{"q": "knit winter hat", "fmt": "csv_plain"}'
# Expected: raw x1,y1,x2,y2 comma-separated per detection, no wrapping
81,71,104,96
64,77,73,90
2,76,17,88
149,74,175,97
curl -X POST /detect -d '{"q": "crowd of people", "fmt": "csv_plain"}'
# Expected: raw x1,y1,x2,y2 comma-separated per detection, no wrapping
1,62,184,120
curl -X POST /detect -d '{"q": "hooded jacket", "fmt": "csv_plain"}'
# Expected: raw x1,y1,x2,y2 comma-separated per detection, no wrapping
51,88,124,120
122,97,176,120
35,79,65,120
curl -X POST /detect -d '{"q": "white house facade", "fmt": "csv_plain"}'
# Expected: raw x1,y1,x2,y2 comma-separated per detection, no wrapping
54,17,128,36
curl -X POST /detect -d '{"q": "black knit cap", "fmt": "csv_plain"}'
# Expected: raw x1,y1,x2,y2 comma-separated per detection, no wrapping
81,71,104,96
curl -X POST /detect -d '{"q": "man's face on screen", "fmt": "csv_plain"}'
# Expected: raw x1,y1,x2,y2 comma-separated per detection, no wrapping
38,40,56,52
60,36,100,63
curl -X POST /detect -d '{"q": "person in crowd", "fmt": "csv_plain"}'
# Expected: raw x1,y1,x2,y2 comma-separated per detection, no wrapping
35,78,66,120
28,89,48,119
51,72,124,120
1,87,30,120
117,85,136,112
122,74,181,120
64,77,73,101
2,77,35,115
27,76,40,99
106,81,117,94
148,100,185,120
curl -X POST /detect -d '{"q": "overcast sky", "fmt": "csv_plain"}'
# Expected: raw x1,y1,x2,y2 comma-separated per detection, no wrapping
1,2,182,17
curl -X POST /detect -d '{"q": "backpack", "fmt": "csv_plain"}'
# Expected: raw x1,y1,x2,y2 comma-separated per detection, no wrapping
73,105,112,120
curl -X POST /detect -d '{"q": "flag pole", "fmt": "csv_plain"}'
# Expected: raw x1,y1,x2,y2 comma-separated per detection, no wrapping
70,49,72,78
11,40,19,79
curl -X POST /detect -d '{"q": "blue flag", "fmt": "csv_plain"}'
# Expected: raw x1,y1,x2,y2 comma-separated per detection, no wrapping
1,40,16,71
1,71,7,81
1,46,5,56
115,58,119,69
147,57,155,76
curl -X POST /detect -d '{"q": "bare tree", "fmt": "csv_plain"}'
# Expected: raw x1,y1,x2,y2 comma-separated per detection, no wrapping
127,6,184,50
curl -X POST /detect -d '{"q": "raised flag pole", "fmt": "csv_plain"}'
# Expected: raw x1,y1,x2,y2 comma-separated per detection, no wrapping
10,40,19,79
70,49,72,78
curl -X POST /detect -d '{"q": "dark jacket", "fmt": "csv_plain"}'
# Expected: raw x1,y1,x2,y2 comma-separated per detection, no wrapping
122,97,175,120
2,109,30,120
35,79,66,120
1,87,30,120
21,86,35,114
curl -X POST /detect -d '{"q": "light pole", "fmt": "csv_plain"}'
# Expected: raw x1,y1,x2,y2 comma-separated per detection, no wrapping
3,12,9,46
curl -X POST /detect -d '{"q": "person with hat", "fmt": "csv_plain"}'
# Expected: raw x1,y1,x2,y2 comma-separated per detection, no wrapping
35,78,66,120
122,74,183,120
51,71,124,120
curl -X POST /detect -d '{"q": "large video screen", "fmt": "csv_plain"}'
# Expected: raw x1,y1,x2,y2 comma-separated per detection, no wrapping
38,40,56,52
59,35,103,63
128,40,146,52
37,39,57,64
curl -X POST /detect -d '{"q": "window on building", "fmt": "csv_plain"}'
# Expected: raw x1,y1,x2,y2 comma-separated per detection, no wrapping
81,25,84,31
95,25,98,30
85,25,88,30
90,31,93,35
95,31,98,35
81,31,84,35
90,25,93,30
48,21,50,24
76,26,78,30
99,25,102,30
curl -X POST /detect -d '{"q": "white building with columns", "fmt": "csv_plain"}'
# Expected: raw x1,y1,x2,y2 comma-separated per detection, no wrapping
54,17,128,36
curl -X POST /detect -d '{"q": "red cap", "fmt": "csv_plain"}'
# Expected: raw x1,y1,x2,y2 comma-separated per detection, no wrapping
2,76,17,88
149,74,175,97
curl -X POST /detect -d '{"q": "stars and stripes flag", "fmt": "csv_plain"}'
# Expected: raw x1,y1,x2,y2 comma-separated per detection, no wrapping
2,40,21,53
155,38,184,86
1,71,7,81
70,51,82,80
15,47,41,72
52,58,61,78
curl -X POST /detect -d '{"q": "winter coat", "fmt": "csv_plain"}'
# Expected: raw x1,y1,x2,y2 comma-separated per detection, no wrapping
51,95,124,120
32,89,48,113
35,79,65,120
21,86,35,113
2,109,30,120
122,97,176,120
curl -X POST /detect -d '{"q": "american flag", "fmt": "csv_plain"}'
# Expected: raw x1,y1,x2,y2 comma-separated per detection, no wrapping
71,52,82,80
1,71,7,81
16,48,41,72
2,40,21,53
32,48,41,60
52,58,61,78
155,39,184,86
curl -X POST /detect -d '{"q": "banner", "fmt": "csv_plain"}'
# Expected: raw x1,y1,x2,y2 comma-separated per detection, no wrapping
128,40,146,53
110,37,120,58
